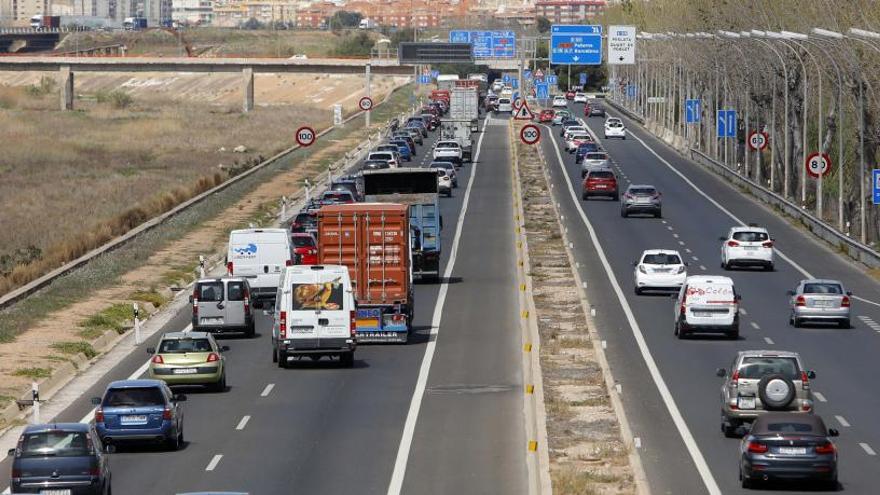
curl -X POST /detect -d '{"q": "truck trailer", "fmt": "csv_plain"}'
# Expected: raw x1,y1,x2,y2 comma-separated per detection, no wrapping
440,86,480,160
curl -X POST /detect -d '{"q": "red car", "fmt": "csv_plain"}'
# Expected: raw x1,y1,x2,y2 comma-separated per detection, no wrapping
565,90,576,100
582,169,619,200
539,109,555,123
291,233,318,265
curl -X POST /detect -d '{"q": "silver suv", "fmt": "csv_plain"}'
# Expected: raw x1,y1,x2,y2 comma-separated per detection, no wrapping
716,350,815,437
191,277,256,338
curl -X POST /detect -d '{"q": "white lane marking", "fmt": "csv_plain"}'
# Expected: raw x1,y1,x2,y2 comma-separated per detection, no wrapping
740,308,748,316
260,384,275,397
542,126,722,495
673,233,680,239
860,443,877,456
387,117,489,495
667,226,674,231
764,337,775,345
678,241,685,246
834,415,851,427
235,415,251,431
78,323,193,424
699,265,707,271
813,392,827,402
205,454,223,471
685,248,692,254
750,322,761,330
601,116,880,309
662,220,668,224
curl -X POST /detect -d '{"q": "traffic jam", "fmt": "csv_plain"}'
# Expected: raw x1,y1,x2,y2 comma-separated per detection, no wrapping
5,76,484,495
521,90,849,490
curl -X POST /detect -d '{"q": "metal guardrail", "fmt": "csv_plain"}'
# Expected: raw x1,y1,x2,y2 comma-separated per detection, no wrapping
0,83,412,311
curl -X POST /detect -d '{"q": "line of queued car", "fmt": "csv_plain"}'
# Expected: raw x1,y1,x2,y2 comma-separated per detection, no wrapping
552,96,850,490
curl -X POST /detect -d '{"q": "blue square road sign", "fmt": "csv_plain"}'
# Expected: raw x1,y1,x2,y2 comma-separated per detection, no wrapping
717,109,737,138
873,169,880,205
685,99,701,124
550,25,603,65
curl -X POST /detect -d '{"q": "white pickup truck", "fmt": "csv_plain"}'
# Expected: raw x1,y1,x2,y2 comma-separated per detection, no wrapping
432,141,463,165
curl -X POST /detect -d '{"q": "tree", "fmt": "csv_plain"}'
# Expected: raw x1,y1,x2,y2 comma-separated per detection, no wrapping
536,16,551,34
329,10,362,30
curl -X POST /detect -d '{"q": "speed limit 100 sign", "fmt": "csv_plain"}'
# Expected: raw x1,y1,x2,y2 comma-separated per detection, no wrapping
295,126,316,147
805,152,832,178
748,131,768,151
520,124,541,145
358,96,374,112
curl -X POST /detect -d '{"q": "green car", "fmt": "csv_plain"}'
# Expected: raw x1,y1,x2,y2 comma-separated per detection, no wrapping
147,332,228,392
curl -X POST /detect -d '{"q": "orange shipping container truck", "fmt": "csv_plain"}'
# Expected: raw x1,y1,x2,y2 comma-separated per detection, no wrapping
317,203,414,343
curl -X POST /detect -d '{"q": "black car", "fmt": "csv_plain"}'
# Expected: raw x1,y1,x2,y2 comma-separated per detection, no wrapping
739,413,839,489
9,423,112,494
290,211,317,233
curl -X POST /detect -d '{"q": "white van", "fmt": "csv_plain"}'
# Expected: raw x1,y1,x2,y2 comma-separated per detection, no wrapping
226,228,293,302
272,265,356,368
673,275,740,339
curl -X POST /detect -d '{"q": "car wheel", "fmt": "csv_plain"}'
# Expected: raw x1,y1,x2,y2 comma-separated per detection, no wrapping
839,319,851,329
764,262,774,272
340,351,354,368
634,287,642,295
621,210,628,218
271,345,278,362
166,431,181,451
721,260,730,270
582,192,589,200
740,472,753,489
611,193,619,201
246,323,255,338
792,317,802,328
277,351,288,369
728,328,739,340
213,372,226,393
722,418,741,438
654,209,662,218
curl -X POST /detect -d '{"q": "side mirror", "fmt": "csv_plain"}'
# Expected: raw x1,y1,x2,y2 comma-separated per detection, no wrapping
188,295,194,303
104,444,116,454
736,294,743,301
8,448,16,456
716,368,726,377
146,347,155,355
807,370,816,379
252,300,264,310
847,291,853,296
828,428,840,437
173,394,187,402
786,290,795,296
631,261,637,267
90,397,102,406
221,345,230,352
684,262,690,266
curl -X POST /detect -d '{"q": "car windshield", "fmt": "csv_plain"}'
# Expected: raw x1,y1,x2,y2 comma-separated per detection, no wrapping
642,253,681,265
19,431,92,458
803,283,843,294
292,236,314,248
738,357,800,380
104,387,165,407
197,282,223,302
159,338,213,354
629,187,656,195
732,231,769,242
589,171,614,179
765,422,816,433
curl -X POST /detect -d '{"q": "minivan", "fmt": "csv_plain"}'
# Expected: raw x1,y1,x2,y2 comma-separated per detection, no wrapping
272,265,357,368
674,275,740,339
191,277,255,337
226,228,294,302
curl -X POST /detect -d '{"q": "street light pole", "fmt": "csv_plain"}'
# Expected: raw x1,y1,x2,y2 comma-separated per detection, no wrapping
751,31,790,195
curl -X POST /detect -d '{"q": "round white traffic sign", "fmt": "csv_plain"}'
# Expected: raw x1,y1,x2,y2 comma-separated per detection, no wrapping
520,124,541,145
805,152,832,178
358,96,374,112
295,126,316,147
748,131,768,151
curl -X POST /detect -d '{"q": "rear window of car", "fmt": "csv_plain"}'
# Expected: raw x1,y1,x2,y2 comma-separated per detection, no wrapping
291,236,315,248
159,338,213,354
197,282,223,302
629,187,656,195
377,146,397,152
642,253,681,265
438,142,459,149
589,171,614,179
294,213,315,224
292,281,344,311
737,357,800,380
19,431,92,458
585,153,607,160
765,422,816,433
732,231,769,242
803,283,843,294
227,281,246,301
104,387,166,407
370,153,393,160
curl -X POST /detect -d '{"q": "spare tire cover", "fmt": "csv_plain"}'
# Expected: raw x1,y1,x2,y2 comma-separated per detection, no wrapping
758,374,796,410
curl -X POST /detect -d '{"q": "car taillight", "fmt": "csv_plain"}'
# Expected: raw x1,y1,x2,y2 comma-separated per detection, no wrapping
152,354,164,364
653,193,662,199
89,466,101,476
192,291,199,317
350,310,356,337
286,259,294,266
731,370,739,387
841,295,850,307
227,261,233,275
795,295,806,307
206,352,220,363
727,240,740,247
279,311,287,339
162,406,173,420
815,442,836,454
762,241,774,248
801,371,810,389
94,408,104,423
747,442,769,454
243,288,250,316
680,291,688,315
676,265,686,274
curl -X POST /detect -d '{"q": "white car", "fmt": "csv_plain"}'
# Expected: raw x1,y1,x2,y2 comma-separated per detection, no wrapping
573,92,588,103
434,168,453,197
433,141,463,164
720,226,775,271
367,151,399,168
565,131,591,152
496,97,512,113
634,249,687,295
562,125,587,140
674,275,740,339
552,96,568,108
604,119,626,139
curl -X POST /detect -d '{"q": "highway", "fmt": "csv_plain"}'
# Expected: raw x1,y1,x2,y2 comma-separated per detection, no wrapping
539,100,880,494
1,113,528,494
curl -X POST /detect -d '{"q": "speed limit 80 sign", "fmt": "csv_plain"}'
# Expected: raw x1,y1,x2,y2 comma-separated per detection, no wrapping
520,124,541,145
295,126,316,147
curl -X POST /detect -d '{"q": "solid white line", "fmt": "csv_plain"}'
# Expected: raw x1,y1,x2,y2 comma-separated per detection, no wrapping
235,415,251,431
386,117,489,495
860,443,877,456
605,115,880,309
764,337,775,345
542,125,722,495
750,322,760,330
205,454,223,471
834,415,851,427
813,392,827,402
260,383,275,397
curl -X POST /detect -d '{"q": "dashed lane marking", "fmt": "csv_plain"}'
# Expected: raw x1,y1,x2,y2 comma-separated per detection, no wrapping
699,265,707,271
206,454,223,471
750,322,760,330
260,384,275,397
835,415,851,427
814,392,827,402
860,443,877,456
764,337,775,345
235,415,251,431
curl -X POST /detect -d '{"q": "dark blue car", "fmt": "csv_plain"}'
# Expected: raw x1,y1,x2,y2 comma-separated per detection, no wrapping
8,422,111,494
575,142,601,164
389,139,414,160
92,379,186,450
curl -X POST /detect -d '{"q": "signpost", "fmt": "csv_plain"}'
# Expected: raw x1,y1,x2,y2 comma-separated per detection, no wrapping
805,152,832,178
685,99,701,124
448,30,516,58
607,25,637,65
418,75,431,84
520,124,541,145
716,109,737,138
550,25,603,65
333,104,343,126
873,169,880,205
626,84,637,99
295,126,316,147
524,70,532,80
431,70,440,79
579,73,587,87
748,131,769,151
358,96,373,112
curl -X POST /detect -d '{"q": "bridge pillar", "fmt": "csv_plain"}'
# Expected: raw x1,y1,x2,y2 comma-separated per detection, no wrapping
365,63,371,127
242,67,254,113
59,65,74,111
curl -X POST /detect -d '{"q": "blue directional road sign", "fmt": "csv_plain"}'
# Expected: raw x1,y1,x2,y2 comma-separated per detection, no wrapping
626,84,637,99
431,70,440,79
449,30,470,44
524,70,532,80
579,73,587,86
547,75,558,85
449,30,516,58
418,75,431,84
873,169,880,205
503,74,512,83
550,25,603,65
536,83,549,99
511,79,519,89
685,99,701,124
717,109,737,138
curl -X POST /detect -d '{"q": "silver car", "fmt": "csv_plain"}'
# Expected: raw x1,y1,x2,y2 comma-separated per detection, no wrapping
788,279,852,328
620,184,662,218
191,277,256,337
716,350,816,437
579,151,610,176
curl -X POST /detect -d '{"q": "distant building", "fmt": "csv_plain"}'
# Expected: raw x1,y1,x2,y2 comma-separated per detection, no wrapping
8,0,51,22
172,0,212,24
534,0,606,24
213,0,294,27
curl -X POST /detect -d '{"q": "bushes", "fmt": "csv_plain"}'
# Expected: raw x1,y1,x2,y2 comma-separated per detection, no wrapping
25,76,56,98
95,89,134,109
331,32,373,57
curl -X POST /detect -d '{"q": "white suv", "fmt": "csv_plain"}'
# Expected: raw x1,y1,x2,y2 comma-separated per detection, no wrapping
720,226,774,271
604,119,626,139
573,92,588,103
552,95,568,108
433,141,463,164
633,249,687,294
674,275,740,339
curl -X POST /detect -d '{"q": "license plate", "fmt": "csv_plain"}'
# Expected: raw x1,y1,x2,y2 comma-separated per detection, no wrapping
744,246,758,251
120,415,148,425
654,268,671,273
173,368,198,374
693,311,714,317
814,300,835,308
737,397,756,409
778,447,807,455
40,490,71,495
200,317,223,324
290,326,313,333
